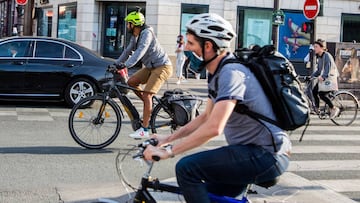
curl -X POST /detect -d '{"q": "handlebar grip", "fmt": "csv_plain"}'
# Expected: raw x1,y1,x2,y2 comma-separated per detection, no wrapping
152,155,160,161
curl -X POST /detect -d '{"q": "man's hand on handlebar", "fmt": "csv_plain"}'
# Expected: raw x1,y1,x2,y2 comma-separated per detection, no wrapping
107,63,127,74
143,144,171,161
150,134,171,147
138,138,173,161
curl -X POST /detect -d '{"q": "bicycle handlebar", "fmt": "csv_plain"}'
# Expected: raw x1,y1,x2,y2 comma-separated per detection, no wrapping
107,63,127,73
132,138,160,161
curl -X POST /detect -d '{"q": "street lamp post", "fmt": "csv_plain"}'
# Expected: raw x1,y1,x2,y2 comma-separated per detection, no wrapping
272,0,280,49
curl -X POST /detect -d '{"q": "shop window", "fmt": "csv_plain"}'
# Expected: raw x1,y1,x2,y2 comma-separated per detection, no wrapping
342,14,360,43
102,2,146,59
180,4,209,40
237,8,272,49
58,3,77,42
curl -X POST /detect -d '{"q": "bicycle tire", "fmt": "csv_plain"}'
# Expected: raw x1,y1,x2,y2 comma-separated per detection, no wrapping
150,103,178,134
330,91,359,126
68,95,122,149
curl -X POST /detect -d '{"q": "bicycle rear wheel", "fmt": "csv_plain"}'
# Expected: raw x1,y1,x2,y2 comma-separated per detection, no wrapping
150,103,178,134
68,95,122,149
330,91,359,126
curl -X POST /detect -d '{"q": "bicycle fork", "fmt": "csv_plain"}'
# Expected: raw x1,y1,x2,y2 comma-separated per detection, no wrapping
91,95,110,125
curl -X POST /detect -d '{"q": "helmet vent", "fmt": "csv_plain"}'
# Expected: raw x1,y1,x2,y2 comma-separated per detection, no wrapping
208,26,224,32
200,30,211,34
190,19,199,24
227,32,235,38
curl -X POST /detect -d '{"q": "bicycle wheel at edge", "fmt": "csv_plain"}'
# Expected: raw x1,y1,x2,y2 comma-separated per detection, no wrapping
330,91,359,126
150,103,178,134
68,95,122,149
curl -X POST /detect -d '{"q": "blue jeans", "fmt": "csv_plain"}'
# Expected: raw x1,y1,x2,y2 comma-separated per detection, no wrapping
175,144,289,203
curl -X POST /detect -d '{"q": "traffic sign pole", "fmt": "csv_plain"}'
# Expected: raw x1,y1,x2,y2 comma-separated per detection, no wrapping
303,0,320,75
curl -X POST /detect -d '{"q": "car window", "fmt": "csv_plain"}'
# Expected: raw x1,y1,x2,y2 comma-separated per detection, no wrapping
35,41,64,58
65,47,81,59
0,41,31,57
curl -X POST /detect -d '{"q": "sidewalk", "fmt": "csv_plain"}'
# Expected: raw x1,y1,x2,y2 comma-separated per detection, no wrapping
61,78,358,203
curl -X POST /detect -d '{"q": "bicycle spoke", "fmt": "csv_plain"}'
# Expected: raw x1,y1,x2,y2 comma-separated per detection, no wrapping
330,92,358,126
150,104,178,135
69,96,122,149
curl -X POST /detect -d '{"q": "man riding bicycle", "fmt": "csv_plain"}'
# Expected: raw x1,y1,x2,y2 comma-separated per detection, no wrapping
143,13,291,203
115,8,173,139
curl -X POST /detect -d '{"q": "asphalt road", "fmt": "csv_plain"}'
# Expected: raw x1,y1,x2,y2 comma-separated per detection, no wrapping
0,91,359,202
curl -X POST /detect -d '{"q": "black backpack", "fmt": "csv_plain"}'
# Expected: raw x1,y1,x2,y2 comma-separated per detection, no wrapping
210,45,310,141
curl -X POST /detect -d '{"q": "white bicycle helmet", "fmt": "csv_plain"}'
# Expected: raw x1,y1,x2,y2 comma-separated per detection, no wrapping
186,13,236,48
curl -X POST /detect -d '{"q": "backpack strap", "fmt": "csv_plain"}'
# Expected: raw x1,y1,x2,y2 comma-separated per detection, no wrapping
212,57,279,152
215,58,281,127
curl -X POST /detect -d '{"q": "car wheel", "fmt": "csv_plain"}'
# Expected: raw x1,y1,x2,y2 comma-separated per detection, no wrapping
65,78,96,107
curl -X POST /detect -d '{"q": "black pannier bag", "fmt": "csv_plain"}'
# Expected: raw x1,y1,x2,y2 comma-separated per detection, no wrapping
162,89,202,126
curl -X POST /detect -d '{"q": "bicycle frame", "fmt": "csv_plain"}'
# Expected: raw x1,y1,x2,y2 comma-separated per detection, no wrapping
133,161,249,203
100,78,172,132
127,139,250,203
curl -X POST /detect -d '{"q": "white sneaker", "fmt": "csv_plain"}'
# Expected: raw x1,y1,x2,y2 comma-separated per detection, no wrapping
176,80,181,85
330,107,340,119
129,128,149,139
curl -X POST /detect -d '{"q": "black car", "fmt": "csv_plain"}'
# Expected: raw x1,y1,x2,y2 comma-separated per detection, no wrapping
0,36,125,106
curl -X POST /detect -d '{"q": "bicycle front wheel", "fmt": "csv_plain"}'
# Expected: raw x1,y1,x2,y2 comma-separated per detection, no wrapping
68,95,122,149
330,91,359,126
150,103,178,134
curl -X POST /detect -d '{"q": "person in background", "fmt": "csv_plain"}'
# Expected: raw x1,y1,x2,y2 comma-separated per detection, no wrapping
175,34,186,84
8,44,18,57
115,8,172,139
311,39,340,119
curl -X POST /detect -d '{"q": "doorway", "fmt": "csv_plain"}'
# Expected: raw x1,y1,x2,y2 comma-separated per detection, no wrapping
102,2,146,59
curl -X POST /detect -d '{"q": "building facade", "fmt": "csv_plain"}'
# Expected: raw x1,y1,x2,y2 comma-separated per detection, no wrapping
2,1,360,67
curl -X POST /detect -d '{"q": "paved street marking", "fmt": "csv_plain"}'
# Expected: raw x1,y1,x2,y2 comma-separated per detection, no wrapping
289,160,360,171
292,146,360,153
314,179,360,193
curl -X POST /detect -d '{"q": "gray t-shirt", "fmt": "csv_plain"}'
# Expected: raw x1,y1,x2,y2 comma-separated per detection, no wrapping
208,54,291,154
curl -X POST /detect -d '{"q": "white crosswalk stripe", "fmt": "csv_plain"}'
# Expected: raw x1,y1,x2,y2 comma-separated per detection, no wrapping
289,115,360,202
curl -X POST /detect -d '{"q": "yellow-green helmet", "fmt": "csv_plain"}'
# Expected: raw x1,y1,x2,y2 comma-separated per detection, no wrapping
125,10,145,26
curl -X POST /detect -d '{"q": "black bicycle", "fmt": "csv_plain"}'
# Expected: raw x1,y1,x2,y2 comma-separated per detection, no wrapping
68,66,202,149
115,138,279,203
303,76,359,126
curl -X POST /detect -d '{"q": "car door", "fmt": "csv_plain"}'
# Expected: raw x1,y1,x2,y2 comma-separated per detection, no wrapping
25,39,82,96
0,40,32,95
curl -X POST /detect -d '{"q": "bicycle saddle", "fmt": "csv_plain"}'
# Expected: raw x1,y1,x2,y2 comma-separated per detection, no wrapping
255,177,279,188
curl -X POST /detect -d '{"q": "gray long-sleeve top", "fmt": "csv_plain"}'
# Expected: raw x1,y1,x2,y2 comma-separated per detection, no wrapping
115,26,171,68
312,52,332,79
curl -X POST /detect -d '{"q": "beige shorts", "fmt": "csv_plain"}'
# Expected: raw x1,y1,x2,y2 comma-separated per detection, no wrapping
131,64,173,94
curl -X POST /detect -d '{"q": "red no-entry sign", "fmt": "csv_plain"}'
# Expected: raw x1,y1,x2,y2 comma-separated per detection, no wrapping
16,0,28,6
303,0,320,20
